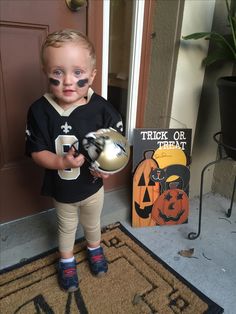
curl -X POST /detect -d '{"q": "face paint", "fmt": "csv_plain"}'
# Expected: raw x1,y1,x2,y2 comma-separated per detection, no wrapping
49,78,60,86
77,78,88,88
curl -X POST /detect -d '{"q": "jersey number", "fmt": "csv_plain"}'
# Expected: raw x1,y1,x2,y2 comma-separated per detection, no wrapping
55,135,80,180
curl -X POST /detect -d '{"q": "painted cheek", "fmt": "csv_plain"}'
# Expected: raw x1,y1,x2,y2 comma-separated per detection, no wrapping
49,78,60,86
77,78,88,88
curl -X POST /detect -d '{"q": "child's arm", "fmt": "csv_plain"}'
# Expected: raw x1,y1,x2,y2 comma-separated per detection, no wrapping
89,169,110,179
32,149,85,170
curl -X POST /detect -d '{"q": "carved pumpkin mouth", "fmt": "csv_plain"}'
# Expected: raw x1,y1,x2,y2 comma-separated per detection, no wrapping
135,202,153,219
157,208,185,222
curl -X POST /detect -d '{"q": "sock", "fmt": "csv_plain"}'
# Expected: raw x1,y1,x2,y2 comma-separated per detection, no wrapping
87,245,100,251
60,257,75,263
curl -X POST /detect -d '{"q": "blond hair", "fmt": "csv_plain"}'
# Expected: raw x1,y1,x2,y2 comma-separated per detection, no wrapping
41,29,96,68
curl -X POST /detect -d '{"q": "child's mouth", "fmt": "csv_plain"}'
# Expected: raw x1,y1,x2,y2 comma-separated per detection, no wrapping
63,90,75,95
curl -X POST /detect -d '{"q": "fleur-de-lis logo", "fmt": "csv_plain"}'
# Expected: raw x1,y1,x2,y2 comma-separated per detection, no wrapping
25,129,31,137
116,120,123,132
61,122,72,134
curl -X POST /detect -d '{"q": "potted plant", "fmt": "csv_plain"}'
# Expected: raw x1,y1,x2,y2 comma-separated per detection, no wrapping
183,0,236,159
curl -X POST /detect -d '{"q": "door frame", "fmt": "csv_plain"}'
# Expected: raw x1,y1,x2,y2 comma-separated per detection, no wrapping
87,0,103,94
100,0,155,192
101,0,155,143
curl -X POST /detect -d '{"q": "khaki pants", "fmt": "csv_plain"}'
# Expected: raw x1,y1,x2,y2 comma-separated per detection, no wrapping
54,187,104,253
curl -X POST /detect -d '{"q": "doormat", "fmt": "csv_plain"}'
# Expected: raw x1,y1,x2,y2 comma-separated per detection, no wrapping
0,223,223,314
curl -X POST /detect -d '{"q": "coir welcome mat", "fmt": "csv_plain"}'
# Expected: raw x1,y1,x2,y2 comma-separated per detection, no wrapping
0,223,223,314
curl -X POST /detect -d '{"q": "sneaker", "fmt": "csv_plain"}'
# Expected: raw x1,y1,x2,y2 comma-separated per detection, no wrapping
58,259,79,292
87,246,108,277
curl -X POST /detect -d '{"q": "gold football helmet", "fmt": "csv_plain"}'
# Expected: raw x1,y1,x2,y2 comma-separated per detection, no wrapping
82,128,130,174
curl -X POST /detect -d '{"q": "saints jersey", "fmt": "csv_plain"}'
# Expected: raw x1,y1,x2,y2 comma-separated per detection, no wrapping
25,89,123,203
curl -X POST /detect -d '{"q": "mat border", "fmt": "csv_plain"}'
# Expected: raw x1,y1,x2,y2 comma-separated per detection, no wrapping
0,222,224,314
117,224,224,314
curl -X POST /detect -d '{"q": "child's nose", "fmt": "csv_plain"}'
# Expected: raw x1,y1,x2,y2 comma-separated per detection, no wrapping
63,74,73,85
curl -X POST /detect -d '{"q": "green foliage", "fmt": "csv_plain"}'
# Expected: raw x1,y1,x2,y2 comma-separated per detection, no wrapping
182,0,236,66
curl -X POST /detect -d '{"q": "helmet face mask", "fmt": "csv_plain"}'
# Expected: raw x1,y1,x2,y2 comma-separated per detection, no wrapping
82,128,130,174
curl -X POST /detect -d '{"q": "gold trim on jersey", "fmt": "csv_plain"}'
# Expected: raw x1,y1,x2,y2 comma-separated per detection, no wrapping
44,88,94,117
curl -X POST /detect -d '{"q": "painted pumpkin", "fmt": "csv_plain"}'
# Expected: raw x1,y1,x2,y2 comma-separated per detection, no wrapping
132,151,160,227
151,188,189,225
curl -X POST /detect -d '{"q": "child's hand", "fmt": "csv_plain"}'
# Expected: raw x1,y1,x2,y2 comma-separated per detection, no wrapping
63,148,85,169
90,169,110,179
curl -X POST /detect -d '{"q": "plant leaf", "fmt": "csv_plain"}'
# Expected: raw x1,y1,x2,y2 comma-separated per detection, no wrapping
182,0,236,66
182,32,212,40
203,49,235,65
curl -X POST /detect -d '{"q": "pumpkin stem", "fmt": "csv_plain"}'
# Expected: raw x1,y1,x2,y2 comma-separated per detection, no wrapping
169,182,179,189
144,150,155,159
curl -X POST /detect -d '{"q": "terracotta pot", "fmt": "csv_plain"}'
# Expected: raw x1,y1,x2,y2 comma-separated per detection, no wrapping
217,76,236,160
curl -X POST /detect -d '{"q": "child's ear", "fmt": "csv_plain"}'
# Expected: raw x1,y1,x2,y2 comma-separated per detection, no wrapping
89,68,97,85
42,65,48,75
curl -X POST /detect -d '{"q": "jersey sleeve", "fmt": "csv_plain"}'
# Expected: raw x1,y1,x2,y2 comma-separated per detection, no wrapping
103,103,124,135
25,104,51,156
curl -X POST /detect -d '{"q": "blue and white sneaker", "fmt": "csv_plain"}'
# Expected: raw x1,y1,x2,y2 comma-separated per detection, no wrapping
58,259,79,292
87,247,108,277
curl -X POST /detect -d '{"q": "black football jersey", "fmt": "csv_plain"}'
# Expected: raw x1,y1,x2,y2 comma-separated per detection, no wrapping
25,89,123,203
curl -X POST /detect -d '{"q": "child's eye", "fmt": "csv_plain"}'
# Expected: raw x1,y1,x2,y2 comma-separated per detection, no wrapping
53,69,63,77
74,69,82,76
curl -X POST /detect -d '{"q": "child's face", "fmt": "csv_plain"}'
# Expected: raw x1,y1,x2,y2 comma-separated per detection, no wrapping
43,42,96,108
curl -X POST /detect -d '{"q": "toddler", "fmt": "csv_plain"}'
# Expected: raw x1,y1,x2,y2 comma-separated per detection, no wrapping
25,29,123,292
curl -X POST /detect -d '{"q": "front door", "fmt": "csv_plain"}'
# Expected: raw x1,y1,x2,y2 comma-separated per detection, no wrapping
0,0,102,222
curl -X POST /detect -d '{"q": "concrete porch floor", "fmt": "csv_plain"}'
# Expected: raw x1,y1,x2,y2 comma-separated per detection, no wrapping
0,190,235,314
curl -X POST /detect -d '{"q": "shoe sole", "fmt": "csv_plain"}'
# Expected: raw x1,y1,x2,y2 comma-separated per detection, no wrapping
67,286,79,292
95,271,107,277
60,285,79,293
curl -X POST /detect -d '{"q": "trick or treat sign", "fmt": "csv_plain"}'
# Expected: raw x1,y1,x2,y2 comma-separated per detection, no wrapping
132,129,192,228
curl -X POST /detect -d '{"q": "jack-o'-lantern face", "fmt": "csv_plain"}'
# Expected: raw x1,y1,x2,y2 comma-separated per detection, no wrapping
151,189,189,225
132,151,160,227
